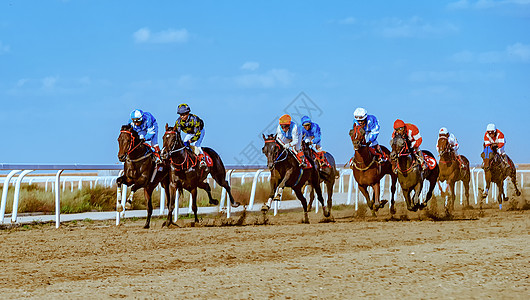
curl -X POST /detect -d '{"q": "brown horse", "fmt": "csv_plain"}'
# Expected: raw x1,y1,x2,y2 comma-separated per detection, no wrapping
161,124,240,225
437,137,471,210
117,124,171,229
480,146,521,209
390,133,439,211
349,124,398,215
261,134,330,223
304,147,339,213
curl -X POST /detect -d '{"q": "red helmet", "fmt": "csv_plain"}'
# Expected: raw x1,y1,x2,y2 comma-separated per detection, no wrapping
279,114,291,125
393,119,405,129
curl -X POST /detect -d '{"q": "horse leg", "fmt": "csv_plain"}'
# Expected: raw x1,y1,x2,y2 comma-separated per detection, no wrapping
262,175,279,212
197,181,219,206
312,176,329,218
446,181,455,211
191,188,199,223
125,185,140,210
412,182,423,211
463,179,471,209
422,176,437,209
116,176,125,212
293,188,310,224
389,174,397,215
373,182,387,211
402,188,415,211
143,186,154,229
326,180,334,215
273,169,293,201
163,183,176,227
358,185,374,215
213,175,241,208
307,185,314,211
510,172,521,197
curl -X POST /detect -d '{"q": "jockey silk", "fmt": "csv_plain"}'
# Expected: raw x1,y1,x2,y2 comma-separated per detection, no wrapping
128,111,158,146
175,114,204,143
276,121,301,151
300,121,321,146
354,114,380,146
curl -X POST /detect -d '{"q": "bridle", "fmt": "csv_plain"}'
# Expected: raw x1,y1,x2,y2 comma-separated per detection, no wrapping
120,130,152,162
164,130,198,171
392,134,417,174
264,139,289,168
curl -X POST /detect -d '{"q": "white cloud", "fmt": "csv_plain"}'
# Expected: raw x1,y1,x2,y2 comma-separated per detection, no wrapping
450,43,530,63
240,61,260,71
0,41,10,55
8,76,93,95
42,76,58,89
448,0,530,9
338,17,356,25
507,42,530,62
234,69,294,88
375,16,458,38
409,70,505,82
133,27,189,44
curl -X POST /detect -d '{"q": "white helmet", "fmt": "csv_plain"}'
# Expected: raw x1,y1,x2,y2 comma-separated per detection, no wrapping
130,109,143,122
354,107,367,121
486,123,496,132
439,127,449,135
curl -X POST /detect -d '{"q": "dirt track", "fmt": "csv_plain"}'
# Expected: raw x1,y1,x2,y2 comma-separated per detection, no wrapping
0,204,528,299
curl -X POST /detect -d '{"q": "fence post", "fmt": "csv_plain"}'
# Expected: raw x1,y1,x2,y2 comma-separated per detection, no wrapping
54,170,64,228
0,170,22,223
11,170,34,223
248,169,264,210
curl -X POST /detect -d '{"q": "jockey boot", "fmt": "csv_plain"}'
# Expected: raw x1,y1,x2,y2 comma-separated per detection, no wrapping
374,145,386,163
296,152,307,168
415,150,427,170
153,145,162,164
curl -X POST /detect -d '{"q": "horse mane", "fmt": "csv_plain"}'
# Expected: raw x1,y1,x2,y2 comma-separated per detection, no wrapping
121,124,139,138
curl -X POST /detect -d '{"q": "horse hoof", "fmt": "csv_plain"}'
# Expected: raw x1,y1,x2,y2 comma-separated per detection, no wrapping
390,206,396,215
516,191,521,196
379,200,388,208
125,202,132,210
117,204,123,212
143,224,150,229
210,199,219,206
261,205,270,212
231,202,241,208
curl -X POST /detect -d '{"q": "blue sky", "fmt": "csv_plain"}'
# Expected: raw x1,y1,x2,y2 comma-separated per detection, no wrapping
1,0,529,165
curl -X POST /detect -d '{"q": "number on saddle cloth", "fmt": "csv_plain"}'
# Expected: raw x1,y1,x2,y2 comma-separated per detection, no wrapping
422,152,437,170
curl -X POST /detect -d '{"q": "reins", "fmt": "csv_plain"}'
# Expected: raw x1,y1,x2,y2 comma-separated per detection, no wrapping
165,130,199,171
120,130,153,162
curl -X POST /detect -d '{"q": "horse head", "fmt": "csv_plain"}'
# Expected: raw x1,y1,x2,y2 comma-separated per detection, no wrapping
390,132,410,161
481,145,499,170
118,124,141,162
262,133,282,169
349,124,366,151
437,136,451,157
162,123,185,159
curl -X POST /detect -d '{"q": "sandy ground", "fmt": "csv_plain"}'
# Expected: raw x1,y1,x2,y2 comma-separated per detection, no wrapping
0,200,528,299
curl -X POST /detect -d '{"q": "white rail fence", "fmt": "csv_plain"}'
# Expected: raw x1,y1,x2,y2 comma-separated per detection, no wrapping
1,164,528,228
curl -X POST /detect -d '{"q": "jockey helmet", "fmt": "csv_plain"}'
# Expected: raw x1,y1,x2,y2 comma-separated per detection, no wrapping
354,107,368,121
439,127,449,135
279,114,291,125
393,119,405,129
301,116,311,126
177,103,191,115
130,109,143,123
486,123,496,132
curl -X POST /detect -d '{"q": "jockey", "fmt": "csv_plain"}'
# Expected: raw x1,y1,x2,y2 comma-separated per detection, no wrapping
392,119,426,170
129,109,160,159
175,103,207,168
276,114,307,168
353,107,386,163
437,127,465,168
483,123,509,165
300,116,322,150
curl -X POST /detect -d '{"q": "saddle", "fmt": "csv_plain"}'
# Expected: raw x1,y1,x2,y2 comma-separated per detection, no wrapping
296,152,313,169
309,149,331,169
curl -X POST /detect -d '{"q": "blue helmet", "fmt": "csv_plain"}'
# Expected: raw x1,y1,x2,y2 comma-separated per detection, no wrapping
130,109,143,122
177,103,191,115
301,115,311,126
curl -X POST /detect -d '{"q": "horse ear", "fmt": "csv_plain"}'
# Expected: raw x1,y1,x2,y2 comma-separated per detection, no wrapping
165,123,169,131
262,133,266,140
273,133,277,139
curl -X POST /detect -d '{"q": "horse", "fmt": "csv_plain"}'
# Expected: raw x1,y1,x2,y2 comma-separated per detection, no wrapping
116,124,171,229
161,124,240,225
261,134,330,223
437,137,471,210
349,124,398,215
390,133,439,212
305,147,339,213
480,146,521,208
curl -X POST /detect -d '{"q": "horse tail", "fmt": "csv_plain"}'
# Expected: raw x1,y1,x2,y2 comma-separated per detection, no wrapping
202,147,227,179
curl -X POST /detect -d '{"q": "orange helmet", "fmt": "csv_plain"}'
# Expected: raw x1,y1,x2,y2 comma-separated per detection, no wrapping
279,114,291,125
393,119,405,129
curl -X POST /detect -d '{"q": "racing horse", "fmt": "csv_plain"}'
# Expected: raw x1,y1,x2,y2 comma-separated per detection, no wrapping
305,147,339,213
161,124,240,225
349,124,398,215
437,137,471,210
481,146,521,208
117,124,171,229
261,134,330,223
390,133,439,211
